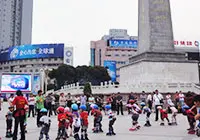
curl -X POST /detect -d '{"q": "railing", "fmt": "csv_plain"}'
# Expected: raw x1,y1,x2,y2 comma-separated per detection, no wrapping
51,82,200,95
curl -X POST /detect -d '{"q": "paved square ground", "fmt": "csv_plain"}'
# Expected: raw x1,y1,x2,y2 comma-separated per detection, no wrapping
0,102,199,140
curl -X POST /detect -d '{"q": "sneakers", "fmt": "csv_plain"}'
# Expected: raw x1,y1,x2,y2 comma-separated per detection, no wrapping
188,129,195,134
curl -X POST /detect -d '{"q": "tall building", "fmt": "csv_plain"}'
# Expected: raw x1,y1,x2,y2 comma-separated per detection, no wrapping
0,0,33,50
90,29,138,82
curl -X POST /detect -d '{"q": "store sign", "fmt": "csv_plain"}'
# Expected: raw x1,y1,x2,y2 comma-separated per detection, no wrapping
174,40,199,47
8,44,64,60
108,40,137,48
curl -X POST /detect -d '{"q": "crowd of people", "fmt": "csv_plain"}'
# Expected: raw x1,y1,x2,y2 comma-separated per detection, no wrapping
1,89,200,140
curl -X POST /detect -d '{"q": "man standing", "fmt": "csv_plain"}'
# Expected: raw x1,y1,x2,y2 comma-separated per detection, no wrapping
12,90,28,140
35,90,45,127
80,94,87,106
116,92,124,115
153,90,163,121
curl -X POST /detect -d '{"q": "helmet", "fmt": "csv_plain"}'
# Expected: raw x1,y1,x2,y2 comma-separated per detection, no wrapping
79,105,87,110
57,106,65,113
40,108,47,113
71,103,78,111
93,104,99,109
105,105,111,110
129,99,135,104
90,104,95,109
182,105,190,115
64,107,70,113
140,102,145,106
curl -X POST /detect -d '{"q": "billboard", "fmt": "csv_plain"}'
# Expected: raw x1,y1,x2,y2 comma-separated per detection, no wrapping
108,40,137,48
174,40,199,47
1,73,32,93
32,75,41,95
8,44,64,60
104,61,116,82
63,47,73,66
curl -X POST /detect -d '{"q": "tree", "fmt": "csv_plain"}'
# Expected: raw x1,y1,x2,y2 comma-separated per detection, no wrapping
48,64,111,89
48,64,76,89
83,83,92,97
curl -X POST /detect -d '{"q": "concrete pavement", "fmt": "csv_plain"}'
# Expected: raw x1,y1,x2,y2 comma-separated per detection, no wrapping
0,102,199,140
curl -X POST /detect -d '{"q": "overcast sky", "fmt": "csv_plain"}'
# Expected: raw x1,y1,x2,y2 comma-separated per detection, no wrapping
32,0,200,66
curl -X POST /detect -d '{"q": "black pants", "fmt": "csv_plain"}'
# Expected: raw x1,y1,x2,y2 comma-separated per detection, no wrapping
6,119,13,132
155,105,162,121
117,103,123,115
47,103,52,117
187,116,195,129
13,116,25,140
108,118,116,133
81,126,88,139
148,101,152,110
28,105,35,117
37,109,42,126
52,105,57,115
74,127,80,140
57,126,67,138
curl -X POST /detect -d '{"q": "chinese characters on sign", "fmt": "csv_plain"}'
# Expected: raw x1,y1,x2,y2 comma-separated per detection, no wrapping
8,44,64,60
174,41,199,47
19,48,55,56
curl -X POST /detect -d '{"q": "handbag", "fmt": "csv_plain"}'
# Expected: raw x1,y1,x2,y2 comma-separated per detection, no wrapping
156,94,163,104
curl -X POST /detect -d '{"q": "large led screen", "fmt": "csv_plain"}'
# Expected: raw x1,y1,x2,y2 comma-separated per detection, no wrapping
1,74,32,93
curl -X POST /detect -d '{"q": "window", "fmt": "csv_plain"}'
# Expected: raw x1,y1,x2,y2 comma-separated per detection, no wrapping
35,69,39,72
106,54,111,57
30,69,33,72
122,54,126,57
54,58,57,61
115,54,119,57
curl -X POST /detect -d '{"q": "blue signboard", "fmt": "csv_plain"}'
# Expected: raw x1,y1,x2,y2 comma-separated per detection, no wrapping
109,40,138,48
32,75,41,95
8,44,64,60
104,61,116,82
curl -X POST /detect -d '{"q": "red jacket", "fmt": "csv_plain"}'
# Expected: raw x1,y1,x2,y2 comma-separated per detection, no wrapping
58,113,67,127
160,109,168,119
80,111,89,126
93,109,102,118
12,96,28,117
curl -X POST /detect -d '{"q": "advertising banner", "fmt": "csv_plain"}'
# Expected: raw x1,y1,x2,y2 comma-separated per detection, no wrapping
9,44,64,60
63,47,73,66
1,74,32,93
32,75,41,95
109,40,137,48
104,61,116,82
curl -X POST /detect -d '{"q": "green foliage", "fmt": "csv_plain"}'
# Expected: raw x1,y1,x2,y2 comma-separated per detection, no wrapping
48,64,111,89
83,83,92,96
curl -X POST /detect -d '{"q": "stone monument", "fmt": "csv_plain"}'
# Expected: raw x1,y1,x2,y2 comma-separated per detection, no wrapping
120,0,199,86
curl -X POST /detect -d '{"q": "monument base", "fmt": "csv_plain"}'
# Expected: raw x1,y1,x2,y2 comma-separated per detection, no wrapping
120,51,199,85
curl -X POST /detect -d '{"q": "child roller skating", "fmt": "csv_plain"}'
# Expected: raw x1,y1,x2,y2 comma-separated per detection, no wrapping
128,99,142,131
72,103,81,140
91,104,103,133
105,105,116,136
143,106,151,127
56,106,68,140
79,105,89,140
39,108,51,140
157,106,171,126
167,100,178,125
5,106,14,138
64,107,73,138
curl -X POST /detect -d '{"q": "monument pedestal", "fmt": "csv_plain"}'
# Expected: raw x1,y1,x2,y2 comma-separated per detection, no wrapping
120,51,199,85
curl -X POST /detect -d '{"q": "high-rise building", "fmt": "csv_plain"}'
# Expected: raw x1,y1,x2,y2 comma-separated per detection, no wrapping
0,0,33,50
90,29,138,82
